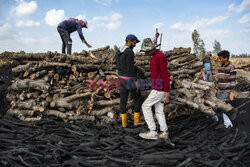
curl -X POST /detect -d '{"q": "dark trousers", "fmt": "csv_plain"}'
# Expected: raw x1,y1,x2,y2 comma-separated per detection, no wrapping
57,26,72,54
119,79,142,114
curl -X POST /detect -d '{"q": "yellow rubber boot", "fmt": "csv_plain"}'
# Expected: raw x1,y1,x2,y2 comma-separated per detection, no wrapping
134,112,145,126
121,113,128,128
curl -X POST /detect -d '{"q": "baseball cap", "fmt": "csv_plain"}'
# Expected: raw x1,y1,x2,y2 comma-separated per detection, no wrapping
206,51,212,55
126,34,140,43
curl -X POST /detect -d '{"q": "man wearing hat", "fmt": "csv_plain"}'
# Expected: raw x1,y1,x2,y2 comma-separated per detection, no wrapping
202,51,213,82
139,38,170,140
115,34,144,128
57,18,92,55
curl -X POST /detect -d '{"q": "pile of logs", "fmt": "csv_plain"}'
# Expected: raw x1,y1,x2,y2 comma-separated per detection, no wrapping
0,46,233,122
2,46,123,123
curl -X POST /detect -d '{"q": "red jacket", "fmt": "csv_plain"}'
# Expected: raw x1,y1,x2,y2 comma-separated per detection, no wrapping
150,50,170,92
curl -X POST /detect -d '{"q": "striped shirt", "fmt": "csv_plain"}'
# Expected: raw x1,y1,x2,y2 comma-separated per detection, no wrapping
216,62,236,92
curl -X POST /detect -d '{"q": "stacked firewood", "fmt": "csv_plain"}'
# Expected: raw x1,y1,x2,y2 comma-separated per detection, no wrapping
3,46,126,123
135,47,233,119
1,46,233,123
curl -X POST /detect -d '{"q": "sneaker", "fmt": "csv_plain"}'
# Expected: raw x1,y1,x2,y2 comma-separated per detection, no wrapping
159,131,169,140
139,130,158,140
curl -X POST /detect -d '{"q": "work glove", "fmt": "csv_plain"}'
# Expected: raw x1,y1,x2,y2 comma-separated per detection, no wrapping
229,92,235,101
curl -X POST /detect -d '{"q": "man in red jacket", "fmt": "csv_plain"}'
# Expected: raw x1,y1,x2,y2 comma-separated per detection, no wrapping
139,38,170,140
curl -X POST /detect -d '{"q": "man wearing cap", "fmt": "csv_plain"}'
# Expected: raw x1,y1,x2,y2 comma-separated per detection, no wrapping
115,34,144,128
57,18,92,55
139,38,170,140
202,51,213,82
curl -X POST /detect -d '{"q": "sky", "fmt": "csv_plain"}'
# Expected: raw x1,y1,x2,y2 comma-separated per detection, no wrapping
0,0,249,55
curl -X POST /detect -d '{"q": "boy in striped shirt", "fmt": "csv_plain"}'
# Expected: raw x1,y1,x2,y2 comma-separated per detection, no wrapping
215,50,236,128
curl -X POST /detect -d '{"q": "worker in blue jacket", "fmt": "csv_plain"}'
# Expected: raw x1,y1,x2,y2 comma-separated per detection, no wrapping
57,18,92,54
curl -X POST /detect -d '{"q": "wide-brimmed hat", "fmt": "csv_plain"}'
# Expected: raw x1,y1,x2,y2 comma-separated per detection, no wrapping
140,38,156,52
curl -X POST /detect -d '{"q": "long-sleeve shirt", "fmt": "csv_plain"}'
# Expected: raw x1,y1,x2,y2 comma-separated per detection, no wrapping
152,37,157,45
216,62,236,92
202,57,213,72
150,50,170,92
58,20,86,42
115,46,136,78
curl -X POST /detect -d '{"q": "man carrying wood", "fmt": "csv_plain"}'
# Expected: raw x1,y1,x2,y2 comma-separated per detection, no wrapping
139,38,170,140
57,18,92,55
115,34,144,128
214,50,237,128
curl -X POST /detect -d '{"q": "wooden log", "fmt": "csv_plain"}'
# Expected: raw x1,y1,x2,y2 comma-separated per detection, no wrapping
88,51,98,59
19,92,26,101
170,58,199,68
89,45,110,53
23,71,29,78
38,62,71,68
11,53,47,59
7,109,34,117
6,93,15,102
175,97,199,110
53,74,60,81
175,97,215,115
45,110,68,119
169,67,201,75
9,79,50,92
95,98,120,106
88,72,96,78
18,115,42,121
205,96,233,112
33,92,40,99
189,61,203,69
12,63,34,73
74,71,79,78
173,47,191,55
197,79,215,88
167,54,187,61
12,100,45,112
171,88,194,100
48,70,55,78
107,111,117,119
71,65,77,72
67,55,90,63
50,92,92,109
34,70,47,79
46,96,53,103
68,115,95,121
179,80,210,90
198,103,215,115
90,107,113,116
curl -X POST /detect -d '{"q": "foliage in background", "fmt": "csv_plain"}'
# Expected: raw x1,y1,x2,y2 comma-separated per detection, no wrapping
192,29,206,57
213,40,222,56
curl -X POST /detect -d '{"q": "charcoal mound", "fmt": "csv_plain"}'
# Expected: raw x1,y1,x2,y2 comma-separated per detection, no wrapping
0,113,249,166
0,65,14,116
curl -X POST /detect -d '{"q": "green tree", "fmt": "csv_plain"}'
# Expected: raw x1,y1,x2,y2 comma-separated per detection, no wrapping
192,29,199,56
213,40,222,56
199,39,206,58
114,45,119,52
192,29,206,57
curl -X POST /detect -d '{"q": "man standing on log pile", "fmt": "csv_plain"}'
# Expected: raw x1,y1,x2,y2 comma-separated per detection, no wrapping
57,18,92,55
115,34,144,128
202,51,213,82
214,50,237,128
139,38,170,140
152,32,161,48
